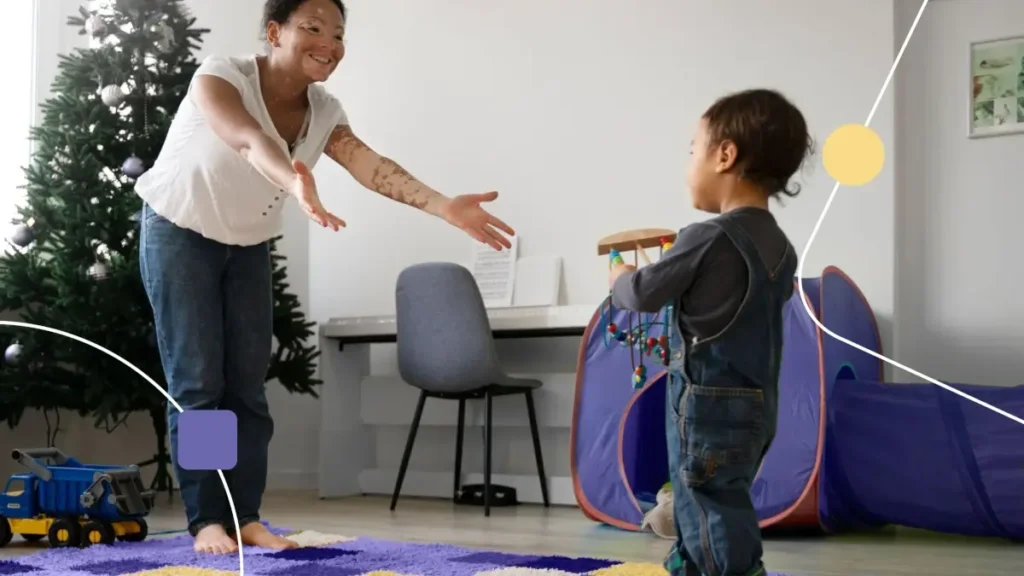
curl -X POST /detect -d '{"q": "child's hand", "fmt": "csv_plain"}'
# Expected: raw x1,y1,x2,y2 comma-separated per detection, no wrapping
609,262,636,288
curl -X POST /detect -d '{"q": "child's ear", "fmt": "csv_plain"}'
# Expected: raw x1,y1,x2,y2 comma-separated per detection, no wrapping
715,140,738,173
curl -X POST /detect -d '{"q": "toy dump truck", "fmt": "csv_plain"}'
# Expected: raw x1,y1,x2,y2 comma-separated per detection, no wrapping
0,448,155,548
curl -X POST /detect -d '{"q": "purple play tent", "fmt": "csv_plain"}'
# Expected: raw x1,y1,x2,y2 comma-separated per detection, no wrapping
570,266,882,531
572,264,1024,539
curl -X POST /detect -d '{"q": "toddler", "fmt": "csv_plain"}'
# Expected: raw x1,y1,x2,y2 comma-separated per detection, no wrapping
609,88,813,576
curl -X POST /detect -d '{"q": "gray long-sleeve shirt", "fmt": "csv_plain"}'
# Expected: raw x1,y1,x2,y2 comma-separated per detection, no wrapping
611,207,793,341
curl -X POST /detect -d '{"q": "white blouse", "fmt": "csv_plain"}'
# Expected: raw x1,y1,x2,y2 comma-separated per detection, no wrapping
135,54,348,246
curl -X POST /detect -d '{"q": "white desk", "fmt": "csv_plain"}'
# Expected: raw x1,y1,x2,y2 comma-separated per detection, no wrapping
317,304,596,500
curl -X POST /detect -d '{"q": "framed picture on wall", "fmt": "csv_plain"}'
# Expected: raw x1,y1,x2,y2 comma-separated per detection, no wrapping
968,35,1024,138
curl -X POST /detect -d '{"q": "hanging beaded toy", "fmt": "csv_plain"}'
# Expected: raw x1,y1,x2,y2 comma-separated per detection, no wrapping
597,230,677,389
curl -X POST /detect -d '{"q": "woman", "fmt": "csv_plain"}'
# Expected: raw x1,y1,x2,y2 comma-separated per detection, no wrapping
137,0,514,555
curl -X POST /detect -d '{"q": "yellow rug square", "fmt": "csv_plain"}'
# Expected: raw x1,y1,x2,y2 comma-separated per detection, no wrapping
123,568,237,576
471,565,577,569
590,561,670,575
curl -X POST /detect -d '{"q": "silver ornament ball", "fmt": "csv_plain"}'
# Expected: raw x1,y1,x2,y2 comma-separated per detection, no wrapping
4,343,22,365
88,262,109,280
101,84,125,107
153,22,175,53
85,15,106,37
155,35,173,53
8,224,33,247
123,155,146,178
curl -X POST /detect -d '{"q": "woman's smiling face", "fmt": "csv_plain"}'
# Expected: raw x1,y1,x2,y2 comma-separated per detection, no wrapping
266,0,346,83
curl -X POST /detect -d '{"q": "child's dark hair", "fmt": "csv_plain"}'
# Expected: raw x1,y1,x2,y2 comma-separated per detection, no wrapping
702,88,814,198
262,0,347,31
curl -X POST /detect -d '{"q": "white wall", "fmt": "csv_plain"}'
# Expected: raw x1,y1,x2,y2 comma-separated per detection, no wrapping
894,0,1024,386
310,0,897,323
1,0,91,483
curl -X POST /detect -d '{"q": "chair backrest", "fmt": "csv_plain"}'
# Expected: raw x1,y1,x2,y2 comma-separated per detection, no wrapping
395,262,502,393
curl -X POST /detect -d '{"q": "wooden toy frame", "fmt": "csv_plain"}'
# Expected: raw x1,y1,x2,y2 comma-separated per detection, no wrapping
598,228,677,389
597,228,677,256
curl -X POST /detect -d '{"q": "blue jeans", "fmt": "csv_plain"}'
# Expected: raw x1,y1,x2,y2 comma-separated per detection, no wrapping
139,204,275,536
665,371,771,576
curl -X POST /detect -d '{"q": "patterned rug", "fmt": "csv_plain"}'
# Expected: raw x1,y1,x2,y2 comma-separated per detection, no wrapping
0,524,792,575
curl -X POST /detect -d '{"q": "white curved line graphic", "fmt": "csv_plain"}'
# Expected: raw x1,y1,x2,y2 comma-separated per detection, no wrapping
797,0,1024,427
0,320,245,574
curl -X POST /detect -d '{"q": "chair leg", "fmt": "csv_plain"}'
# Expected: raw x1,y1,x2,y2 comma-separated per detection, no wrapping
454,399,466,501
484,387,493,517
391,390,427,511
525,390,550,507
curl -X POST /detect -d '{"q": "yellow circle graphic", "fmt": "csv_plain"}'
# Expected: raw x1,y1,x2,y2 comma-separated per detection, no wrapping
822,124,885,186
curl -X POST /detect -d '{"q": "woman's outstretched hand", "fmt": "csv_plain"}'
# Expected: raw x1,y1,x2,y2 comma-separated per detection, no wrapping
438,191,515,251
290,160,346,231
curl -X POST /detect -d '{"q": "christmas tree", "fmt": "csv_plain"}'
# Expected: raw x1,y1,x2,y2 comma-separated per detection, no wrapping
0,0,322,495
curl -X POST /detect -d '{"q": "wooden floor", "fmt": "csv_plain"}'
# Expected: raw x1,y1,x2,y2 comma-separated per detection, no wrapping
2,491,1022,575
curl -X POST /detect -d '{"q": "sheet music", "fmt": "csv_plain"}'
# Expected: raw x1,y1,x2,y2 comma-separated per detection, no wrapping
469,235,518,308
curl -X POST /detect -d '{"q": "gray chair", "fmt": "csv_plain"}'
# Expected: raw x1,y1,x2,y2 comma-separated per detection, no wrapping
390,261,549,516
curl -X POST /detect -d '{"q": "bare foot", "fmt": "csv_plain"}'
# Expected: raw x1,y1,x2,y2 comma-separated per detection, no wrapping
194,524,238,555
239,522,298,550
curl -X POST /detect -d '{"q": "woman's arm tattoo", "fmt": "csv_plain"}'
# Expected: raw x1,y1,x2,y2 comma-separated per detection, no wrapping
324,125,446,214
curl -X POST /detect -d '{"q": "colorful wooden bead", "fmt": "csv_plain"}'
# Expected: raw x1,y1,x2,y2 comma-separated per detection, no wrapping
633,373,646,388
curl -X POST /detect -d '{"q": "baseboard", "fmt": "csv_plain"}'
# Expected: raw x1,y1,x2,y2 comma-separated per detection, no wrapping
132,468,315,493
268,469,319,491
357,468,577,506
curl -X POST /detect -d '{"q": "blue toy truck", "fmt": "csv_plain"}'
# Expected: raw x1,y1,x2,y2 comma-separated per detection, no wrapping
0,448,155,548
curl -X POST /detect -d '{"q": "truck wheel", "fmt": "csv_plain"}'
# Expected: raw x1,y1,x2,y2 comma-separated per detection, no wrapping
47,518,80,548
120,518,148,543
0,514,12,547
82,521,115,546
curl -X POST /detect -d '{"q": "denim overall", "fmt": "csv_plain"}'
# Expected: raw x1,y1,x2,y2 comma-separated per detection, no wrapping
663,214,797,576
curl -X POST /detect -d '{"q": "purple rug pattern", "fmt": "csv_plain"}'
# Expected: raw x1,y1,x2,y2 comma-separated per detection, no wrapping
0,524,794,575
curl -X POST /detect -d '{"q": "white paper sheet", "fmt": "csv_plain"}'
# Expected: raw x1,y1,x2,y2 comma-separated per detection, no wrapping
469,235,518,308
512,254,561,307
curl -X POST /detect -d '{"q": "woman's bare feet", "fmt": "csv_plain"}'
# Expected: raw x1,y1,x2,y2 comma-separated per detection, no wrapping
239,522,299,550
194,524,239,554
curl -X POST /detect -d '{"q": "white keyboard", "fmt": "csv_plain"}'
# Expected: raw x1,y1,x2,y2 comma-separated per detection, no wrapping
322,304,598,339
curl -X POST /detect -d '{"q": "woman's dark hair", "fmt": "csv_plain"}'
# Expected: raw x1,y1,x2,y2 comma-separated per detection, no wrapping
262,0,347,31
701,88,815,199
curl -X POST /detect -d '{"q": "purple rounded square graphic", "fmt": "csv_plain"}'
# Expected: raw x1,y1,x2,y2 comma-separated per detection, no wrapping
179,409,237,470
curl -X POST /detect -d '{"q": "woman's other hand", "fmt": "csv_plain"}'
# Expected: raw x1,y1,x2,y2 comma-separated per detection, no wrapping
290,160,346,231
